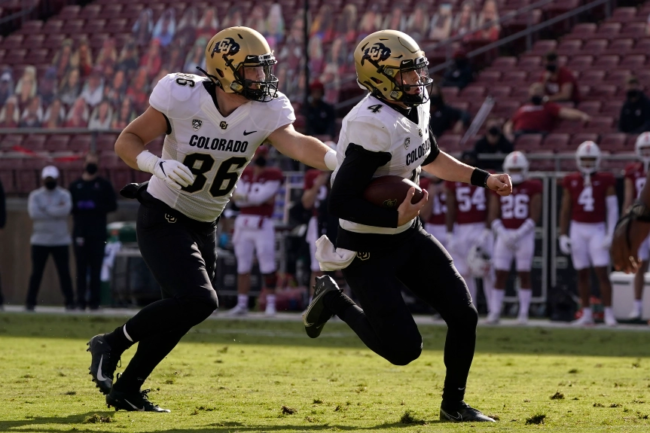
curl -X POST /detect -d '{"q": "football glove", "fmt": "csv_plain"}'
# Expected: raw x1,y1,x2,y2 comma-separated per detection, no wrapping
137,151,195,190
559,234,571,255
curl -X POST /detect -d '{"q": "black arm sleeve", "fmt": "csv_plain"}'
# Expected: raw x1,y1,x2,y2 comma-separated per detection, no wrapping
421,134,441,166
329,143,398,228
0,179,5,229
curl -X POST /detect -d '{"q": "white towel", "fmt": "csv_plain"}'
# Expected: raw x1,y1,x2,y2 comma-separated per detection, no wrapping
315,235,356,271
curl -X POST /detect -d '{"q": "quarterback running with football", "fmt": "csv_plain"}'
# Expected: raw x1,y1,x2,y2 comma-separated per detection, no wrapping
559,141,618,326
622,132,650,321
302,30,512,423
487,151,542,324
86,27,337,411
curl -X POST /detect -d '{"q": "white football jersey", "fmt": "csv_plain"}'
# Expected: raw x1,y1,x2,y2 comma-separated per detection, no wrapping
147,73,295,222
332,94,432,235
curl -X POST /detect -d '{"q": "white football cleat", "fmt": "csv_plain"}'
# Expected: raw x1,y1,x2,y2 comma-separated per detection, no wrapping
265,303,276,317
604,313,618,327
571,314,594,327
227,304,248,316
627,309,642,321
484,312,500,325
516,315,528,325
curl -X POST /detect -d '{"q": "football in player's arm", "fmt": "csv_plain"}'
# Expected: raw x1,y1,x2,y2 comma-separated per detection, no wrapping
87,27,338,412
559,141,618,326
487,151,542,325
302,29,511,424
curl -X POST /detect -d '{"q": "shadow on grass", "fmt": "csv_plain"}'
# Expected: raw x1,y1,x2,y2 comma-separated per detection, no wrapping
0,411,444,433
1,313,650,357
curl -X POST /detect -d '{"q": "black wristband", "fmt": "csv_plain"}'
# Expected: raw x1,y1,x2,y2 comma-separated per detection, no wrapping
470,168,490,188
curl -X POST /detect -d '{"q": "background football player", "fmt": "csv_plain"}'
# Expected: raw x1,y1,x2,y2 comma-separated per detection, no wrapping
487,151,542,324
229,145,283,316
302,166,331,303
445,151,495,312
302,30,512,423
421,173,448,248
559,141,618,326
622,132,650,321
86,27,338,411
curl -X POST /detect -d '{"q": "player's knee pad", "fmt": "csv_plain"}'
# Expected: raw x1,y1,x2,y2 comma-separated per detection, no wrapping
263,273,277,289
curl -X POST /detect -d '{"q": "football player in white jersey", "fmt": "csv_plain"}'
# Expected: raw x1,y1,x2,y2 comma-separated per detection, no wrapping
622,132,650,321
302,30,512,423
86,27,337,412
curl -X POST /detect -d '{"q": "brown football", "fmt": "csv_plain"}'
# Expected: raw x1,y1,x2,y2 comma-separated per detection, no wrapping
363,176,424,209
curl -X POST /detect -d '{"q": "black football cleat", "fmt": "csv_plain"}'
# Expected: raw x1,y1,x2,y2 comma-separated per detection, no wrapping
302,275,341,338
87,334,120,395
440,401,496,423
106,389,170,412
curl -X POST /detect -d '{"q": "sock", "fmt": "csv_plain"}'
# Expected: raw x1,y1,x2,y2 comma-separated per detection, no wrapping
482,278,493,314
582,307,592,320
266,294,276,309
518,289,532,319
491,289,505,316
237,294,248,309
634,300,643,316
604,306,614,319
104,325,135,355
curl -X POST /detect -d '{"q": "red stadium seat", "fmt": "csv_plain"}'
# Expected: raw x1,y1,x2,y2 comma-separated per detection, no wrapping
605,38,633,55
580,70,606,86
570,133,599,148
607,69,633,85
611,7,637,22
620,22,646,36
590,85,618,100
492,57,517,69
600,100,623,116
567,55,593,71
489,85,512,100
598,22,622,36
493,100,520,117
19,20,44,35
79,4,101,19
58,5,81,19
599,133,627,152
593,55,619,69
632,38,650,55
42,19,64,34
570,23,597,35
582,39,608,54
518,56,541,71
0,134,24,149
96,134,117,153
437,134,462,153
544,133,570,150
501,71,528,83
583,116,615,133
64,19,85,33
529,40,557,55
619,55,646,69
23,134,47,151
45,135,71,152
440,87,459,101
576,101,601,115
476,71,501,84
69,135,92,153
556,39,583,56
514,134,543,152
461,86,486,100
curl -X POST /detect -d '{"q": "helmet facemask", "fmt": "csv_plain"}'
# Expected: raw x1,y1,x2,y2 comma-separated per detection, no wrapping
638,145,650,172
229,54,279,102
578,156,599,174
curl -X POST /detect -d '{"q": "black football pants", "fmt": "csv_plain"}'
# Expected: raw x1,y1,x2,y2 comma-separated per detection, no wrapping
332,225,478,403
73,236,105,309
26,245,75,308
113,196,219,393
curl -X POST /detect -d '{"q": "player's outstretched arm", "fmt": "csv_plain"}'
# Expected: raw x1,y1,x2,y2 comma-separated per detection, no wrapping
267,124,336,171
423,151,512,196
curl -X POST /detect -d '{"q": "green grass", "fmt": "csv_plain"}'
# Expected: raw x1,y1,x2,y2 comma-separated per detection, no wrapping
0,314,649,432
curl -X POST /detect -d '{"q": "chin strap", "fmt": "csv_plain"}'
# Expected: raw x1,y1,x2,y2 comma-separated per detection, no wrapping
196,66,221,87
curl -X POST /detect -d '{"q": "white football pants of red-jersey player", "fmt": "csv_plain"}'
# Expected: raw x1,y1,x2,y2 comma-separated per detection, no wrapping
424,179,448,249
445,181,494,310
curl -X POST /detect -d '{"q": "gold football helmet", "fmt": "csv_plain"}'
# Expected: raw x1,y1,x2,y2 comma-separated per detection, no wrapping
354,30,433,107
203,27,278,102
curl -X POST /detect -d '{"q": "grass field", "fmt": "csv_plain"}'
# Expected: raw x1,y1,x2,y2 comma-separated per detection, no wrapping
1,314,650,432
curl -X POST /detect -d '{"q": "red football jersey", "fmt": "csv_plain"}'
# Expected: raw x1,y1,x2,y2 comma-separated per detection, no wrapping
445,181,487,224
425,180,447,225
563,172,615,223
304,169,328,217
497,179,543,229
624,162,646,199
238,166,284,217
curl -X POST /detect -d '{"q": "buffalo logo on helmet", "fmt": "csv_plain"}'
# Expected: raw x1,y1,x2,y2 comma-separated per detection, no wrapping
211,37,240,58
362,43,391,64
357,252,371,261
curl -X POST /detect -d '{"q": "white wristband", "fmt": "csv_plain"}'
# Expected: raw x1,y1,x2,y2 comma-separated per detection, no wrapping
324,149,337,171
136,150,160,174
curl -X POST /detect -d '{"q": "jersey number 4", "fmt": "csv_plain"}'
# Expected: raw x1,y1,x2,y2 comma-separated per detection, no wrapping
577,186,595,212
181,154,247,197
